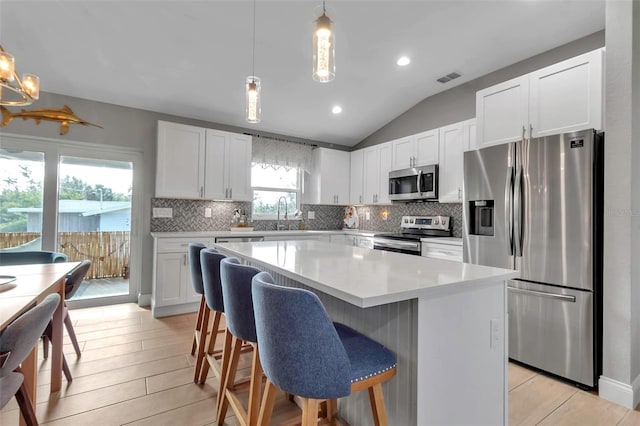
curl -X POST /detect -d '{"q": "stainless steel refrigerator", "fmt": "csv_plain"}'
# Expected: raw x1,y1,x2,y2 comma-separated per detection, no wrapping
463,129,603,388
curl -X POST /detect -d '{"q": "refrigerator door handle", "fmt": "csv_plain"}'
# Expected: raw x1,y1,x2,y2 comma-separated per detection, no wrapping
504,166,514,256
514,165,524,257
507,285,576,303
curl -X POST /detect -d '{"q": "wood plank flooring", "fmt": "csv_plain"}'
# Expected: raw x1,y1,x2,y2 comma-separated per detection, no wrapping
2,302,640,425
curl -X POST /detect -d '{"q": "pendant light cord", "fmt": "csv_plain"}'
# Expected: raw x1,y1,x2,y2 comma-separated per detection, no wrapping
322,0,326,14
252,0,256,79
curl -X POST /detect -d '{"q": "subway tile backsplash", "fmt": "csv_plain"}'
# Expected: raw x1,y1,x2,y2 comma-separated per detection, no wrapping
150,198,462,237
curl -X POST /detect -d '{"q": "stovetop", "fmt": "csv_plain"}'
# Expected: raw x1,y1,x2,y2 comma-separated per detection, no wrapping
374,215,452,241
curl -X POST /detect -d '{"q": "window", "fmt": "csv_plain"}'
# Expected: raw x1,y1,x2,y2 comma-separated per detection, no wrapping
251,163,300,219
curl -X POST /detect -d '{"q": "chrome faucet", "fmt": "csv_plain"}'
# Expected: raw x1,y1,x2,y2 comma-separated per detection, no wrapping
276,196,288,231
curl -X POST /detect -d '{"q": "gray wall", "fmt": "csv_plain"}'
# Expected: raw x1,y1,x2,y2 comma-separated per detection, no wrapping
355,30,605,149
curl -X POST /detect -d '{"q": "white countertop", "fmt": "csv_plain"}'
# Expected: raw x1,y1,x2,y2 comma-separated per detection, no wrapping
213,240,517,308
151,229,376,239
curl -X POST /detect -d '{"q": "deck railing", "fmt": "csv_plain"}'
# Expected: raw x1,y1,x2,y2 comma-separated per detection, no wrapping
0,231,130,279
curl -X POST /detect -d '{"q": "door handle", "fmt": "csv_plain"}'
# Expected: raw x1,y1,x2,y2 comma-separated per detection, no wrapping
417,170,423,196
507,286,576,302
514,166,523,257
504,166,514,256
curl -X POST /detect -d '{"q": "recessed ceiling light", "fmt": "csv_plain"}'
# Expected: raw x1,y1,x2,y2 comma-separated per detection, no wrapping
332,105,342,114
397,56,411,67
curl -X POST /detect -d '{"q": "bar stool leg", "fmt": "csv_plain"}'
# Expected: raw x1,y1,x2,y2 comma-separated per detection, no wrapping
198,310,223,384
257,379,278,426
217,333,242,424
247,344,263,426
301,398,320,426
368,383,388,426
193,305,211,383
191,296,206,355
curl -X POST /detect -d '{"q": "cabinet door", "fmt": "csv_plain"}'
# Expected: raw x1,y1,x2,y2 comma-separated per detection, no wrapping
156,121,206,198
184,258,202,304
463,119,477,152
377,143,392,204
438,122,464,203
155,253,187,307
476,75,529,149
391,136,414,170
226,133,253,201
529,49,603,137
330,150,351,204
350,150,364,204
363,147,380,204
308,148,350,204
414,129,439,166
203,129,227,199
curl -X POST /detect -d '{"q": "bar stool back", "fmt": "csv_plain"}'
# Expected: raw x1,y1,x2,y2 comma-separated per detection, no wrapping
217,257,262,426
252,272,397,426
188,242,208,382
197,248,227,384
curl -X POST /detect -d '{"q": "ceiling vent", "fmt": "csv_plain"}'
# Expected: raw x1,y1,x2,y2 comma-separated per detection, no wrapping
437,72,461,84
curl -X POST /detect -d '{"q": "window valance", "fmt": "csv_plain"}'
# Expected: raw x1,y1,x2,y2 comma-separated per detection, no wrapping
251,136,313,172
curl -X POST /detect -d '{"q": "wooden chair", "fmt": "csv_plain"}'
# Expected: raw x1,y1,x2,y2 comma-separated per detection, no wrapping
188,242,208,382
0,293,61,426
251,272,397,426
216,257,263,426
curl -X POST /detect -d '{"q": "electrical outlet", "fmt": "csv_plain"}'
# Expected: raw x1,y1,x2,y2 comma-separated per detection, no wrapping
204,207,212,218
152,207,173,218
365,211,370,221
308,211,315,220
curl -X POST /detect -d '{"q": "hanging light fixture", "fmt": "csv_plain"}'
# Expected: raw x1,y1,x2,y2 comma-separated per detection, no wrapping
0,45,40,105
313,0,335,83
245,0,261,123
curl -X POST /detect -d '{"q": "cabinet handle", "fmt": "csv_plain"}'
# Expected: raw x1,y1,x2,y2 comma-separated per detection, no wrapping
458,188,462,200
359,195,362,204
529,124,533,141
200,186,204,197
229,188,232,199
183,254,187,266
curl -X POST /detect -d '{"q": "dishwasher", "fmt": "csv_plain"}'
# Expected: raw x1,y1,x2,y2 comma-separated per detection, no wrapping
215,236,264,243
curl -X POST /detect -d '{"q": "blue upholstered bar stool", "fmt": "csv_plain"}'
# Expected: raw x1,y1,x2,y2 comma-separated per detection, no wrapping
197,248,228,384
216,257,262,426
188,242,208,382
252,272,397,426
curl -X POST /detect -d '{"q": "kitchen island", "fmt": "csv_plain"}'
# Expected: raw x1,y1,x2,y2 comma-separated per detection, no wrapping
213,239,518,426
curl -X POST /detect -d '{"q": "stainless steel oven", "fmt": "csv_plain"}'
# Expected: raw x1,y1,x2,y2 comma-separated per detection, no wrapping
388,164,438,201
373,215,452,256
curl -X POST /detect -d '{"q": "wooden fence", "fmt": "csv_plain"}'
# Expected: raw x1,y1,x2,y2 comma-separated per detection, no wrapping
0,232,130,279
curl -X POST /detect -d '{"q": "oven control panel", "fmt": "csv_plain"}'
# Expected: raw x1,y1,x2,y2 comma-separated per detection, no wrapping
400,215,451,231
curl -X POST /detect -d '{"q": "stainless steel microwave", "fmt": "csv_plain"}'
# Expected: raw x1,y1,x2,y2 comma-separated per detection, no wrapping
388,164,438,201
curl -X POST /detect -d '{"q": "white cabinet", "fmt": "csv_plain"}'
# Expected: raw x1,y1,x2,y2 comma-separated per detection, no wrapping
305,148,350,205
350,150,364,204
438,122,464,203
421,239,463,262
204,129,252,201
156,121,252,201
463,118,477,152
363,142,392,204
476,49,604,149
156,121,206,198
152,237,211,317
391,129,439,170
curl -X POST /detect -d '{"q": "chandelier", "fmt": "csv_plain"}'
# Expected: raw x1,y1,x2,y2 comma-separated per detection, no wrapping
0,45,40,106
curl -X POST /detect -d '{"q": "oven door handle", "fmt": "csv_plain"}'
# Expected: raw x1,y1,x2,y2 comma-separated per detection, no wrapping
374,239,421,251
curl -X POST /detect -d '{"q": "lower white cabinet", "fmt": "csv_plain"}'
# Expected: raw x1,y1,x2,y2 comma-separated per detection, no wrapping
421,239,463,262
152,237,212,317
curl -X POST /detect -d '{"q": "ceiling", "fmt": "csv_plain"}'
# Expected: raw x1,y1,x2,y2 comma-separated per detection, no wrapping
0,1,605,147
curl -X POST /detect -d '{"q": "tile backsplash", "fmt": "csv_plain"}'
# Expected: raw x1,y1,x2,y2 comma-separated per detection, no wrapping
151,198,462,237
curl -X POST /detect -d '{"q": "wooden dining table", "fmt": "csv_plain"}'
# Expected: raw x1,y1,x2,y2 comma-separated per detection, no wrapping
0,261,80,425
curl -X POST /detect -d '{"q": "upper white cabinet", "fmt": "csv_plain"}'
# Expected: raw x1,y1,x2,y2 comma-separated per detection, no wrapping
391,129,439,170
462,118,477,152
204,130,252,201
438,122,464,203
306,148,350,205
476,49,604,149
156,121,252,201
156,121,206,199
349,149,364,204
363,142,392,204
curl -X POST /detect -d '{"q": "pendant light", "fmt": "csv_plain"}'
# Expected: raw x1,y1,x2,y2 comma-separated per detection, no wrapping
246,0,261,123
313,0,335,83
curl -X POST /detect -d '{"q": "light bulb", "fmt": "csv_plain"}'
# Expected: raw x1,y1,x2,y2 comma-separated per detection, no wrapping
246,76,261,124
0,51,15,82
22,74,39,99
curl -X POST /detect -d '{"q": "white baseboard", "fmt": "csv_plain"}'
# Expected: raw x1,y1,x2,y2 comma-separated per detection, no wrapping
599,374,640,409
137,293,151,307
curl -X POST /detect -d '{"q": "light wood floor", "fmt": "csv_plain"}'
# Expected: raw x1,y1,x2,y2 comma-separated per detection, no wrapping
1,302,639,425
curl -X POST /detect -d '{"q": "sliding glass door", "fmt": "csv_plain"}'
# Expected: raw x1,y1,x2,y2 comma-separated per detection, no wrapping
0,135,142,307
